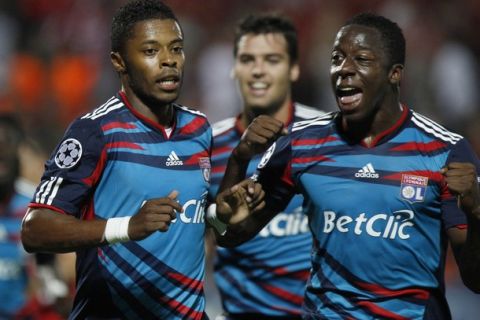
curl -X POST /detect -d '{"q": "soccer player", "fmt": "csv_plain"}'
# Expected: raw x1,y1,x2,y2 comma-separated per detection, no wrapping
0,114,32,318
20,1,259,319
207,13,324,320
216,13,480,319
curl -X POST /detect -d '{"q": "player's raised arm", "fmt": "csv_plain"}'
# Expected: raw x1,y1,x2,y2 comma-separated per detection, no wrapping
219,115,287,193
443,162,480,292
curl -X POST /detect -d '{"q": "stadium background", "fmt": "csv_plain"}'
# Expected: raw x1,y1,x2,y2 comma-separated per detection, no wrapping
0,0,478,318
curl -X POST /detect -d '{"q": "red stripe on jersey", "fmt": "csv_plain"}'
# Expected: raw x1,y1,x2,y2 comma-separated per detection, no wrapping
102,122,137,131
212,145,233,156
184,150,210,165
356,281,429,300
179,117,207,135
281,159,294,187
455,224,468,229
390,141,447,152
28,203,67,215
292,136,338,146
212,165,226,174
356,300,410,320
259,283,304,306
166,271,204,292
292,155,334,164
105,142,144,150
82,147,108,186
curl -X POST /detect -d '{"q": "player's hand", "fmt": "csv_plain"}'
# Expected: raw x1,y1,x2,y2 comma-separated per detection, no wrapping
216,179,265,225
233,115,288,161
128,190,183,240
442,162,480,217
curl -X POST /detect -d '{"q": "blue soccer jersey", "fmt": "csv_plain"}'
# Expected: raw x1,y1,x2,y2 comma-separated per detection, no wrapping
30,92,212,320
209,103,324,316
255,107,480,320
0,188,30,318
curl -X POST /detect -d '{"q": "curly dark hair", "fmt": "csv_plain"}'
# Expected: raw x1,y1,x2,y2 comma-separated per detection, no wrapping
344,12,405,67
111,0,180,53
234,13,298,63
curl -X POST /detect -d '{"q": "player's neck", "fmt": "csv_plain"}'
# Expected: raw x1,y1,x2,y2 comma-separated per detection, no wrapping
341,102,404,147
122,89,174,127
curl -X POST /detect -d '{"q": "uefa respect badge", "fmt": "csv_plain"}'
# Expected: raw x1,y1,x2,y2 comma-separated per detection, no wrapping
400,174,428,203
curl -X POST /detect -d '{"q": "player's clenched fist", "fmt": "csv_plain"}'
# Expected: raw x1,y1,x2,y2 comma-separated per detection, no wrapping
442,162,480,216
233,115,288,160
128,190,183,240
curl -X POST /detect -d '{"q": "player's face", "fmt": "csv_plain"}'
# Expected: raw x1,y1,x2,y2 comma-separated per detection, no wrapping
122,19,184,106
330,25,392,123
233,33,299,114
0,125,18,187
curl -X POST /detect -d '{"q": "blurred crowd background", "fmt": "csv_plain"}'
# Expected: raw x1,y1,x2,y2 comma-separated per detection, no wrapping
0,0,479,318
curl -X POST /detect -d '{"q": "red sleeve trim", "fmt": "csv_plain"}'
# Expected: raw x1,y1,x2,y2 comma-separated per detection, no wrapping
28,203,68,215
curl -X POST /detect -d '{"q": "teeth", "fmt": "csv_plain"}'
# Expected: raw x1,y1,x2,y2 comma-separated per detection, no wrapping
160,80,176,85
251,82,267,89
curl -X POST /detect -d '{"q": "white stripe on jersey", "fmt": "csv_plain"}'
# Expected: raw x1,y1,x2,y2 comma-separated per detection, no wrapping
88,102,124,120
412,112,463,140
294,102,326,120
81,96,120,120
47,177,63,205
411,112,462,144
176,105,207,118
292,112,335,132
212,117,236,137
35,176,63,205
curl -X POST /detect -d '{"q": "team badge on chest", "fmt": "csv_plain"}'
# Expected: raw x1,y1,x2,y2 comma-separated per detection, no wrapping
400,174,428,203
199,157,211,182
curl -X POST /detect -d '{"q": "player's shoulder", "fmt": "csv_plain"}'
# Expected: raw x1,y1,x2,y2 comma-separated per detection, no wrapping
211,117,236,137
409,109,463,145
174,103,208,119
292,111,336,134
293,102,327,120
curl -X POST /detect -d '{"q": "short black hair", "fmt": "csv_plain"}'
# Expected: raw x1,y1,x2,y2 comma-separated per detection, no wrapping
343,12,405,67
111,0,179,53
234,13,298,63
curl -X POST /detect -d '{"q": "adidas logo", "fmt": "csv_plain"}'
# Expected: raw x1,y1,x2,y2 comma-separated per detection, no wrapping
166,151,183,166
355,163,379,178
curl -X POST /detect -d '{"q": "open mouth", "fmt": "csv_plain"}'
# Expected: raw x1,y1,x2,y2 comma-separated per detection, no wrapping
248,81,269,96
156,77,180,91
336,87,363,106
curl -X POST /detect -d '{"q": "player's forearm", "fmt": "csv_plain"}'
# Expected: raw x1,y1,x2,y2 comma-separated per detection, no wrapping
218,151,251,193
459,211,480,293
22,208,107,253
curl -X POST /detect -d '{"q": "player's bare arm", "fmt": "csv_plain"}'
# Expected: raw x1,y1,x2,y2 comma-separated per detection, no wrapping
443,162,480,292
219,115,287,193
22,190,183,254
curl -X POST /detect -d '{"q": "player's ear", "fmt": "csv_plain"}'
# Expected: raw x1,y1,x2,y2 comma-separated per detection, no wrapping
389,64,403,86
110,51,127,74
290,62,300,82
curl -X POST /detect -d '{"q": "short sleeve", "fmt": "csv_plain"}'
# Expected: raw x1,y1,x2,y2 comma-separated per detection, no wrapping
254,134,296,213
31,118,105,217
442,138,480,229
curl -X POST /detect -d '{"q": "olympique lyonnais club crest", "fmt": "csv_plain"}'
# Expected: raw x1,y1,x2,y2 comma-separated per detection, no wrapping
54,138,83,169
400,174,428,203
199,157,211,182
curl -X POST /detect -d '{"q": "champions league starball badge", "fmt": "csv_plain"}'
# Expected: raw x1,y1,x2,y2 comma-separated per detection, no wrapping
258,142,276,169
54,138,83,169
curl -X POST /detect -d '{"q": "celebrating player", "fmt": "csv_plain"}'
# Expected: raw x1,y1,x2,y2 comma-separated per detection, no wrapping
216,12,480,319
21,1,260,319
